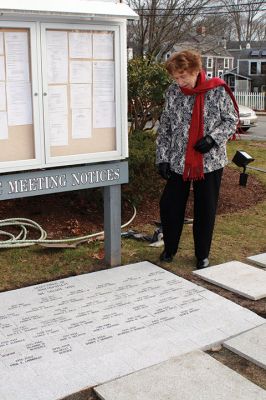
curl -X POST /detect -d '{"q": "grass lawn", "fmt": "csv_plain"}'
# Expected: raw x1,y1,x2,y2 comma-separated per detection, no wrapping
0,139,265,293
0,139,265,395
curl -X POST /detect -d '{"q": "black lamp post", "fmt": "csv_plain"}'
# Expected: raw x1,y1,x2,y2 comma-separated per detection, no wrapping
232,150,255,186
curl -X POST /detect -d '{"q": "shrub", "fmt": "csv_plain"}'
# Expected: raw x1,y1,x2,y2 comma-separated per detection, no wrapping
128,58,171,134
123,130,163,204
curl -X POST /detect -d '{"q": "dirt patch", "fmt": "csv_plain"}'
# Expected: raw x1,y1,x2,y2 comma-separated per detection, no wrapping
0,166,265,238
132,167,266,226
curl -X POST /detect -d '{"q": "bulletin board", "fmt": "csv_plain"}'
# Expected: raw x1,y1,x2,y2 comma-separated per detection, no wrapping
44,27,117,159
0,28,35,162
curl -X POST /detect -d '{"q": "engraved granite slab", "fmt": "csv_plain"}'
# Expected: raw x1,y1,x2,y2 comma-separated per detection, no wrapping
224,324,266,369
95,350,266,400
0,261,264,400
247,253,266,268
193,261,266,300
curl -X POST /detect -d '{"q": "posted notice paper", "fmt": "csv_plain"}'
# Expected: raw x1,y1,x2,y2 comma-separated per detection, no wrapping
93,33,113,60
69,32,92,59
48,85,68,146
0,82,6,111
0,111,8,140
0,32,4,55
93,61,115,102
72,108,92,139
93,81,114,102
46,31,68,84
93,101,115,128
0,56,5,81
93,61,114,83
5,31,30,82
6,82,32,126
70,84,92,109
70,61,92,84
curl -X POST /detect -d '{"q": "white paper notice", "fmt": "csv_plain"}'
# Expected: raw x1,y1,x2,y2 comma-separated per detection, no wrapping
0,32,4,54
5,32,30,82
69,32,92,58
72,108,92,139
93,101,115,128
48,85,68,146
46,31,68,84
93,33,113,60
93,61,114,83
93,61,115,102
93,81,114,101
70,84,92,109
0,56,5,81
0,111,8,140
0,82,6,111
70,61,92,83
6,82,32,126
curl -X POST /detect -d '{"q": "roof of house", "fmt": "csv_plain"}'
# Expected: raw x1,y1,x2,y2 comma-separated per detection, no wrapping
223,71,251,80
227,41,266,50
173,32,233,57
230,48,266,59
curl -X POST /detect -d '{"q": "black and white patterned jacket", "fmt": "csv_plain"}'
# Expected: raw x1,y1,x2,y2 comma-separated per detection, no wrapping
156,82,238,174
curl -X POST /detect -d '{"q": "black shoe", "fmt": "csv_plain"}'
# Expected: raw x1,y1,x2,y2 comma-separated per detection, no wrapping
196,258,210,269
160,250,174,263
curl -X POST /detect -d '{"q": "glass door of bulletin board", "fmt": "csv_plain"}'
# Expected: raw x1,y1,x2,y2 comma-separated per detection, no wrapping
0,22,43,173
41,23,122,167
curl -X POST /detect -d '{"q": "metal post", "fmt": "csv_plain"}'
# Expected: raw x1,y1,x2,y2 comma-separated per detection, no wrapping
104,184,121,267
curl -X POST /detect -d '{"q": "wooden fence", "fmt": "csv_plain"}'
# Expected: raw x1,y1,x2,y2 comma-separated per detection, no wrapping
235,92,266,110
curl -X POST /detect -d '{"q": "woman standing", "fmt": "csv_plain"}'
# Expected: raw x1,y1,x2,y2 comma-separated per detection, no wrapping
156,50,238,269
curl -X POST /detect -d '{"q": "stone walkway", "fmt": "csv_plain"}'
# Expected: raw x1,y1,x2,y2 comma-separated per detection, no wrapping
0,256,265,400
95,350,266,400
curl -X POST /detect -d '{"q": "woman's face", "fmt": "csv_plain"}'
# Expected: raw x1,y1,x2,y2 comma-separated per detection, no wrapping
172,69,199,89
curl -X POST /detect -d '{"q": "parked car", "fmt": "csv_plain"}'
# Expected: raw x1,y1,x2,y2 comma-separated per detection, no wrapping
238,105,258,131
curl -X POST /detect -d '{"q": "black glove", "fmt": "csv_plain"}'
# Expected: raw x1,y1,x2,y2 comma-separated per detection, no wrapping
194,135,215,154
158,162,171,180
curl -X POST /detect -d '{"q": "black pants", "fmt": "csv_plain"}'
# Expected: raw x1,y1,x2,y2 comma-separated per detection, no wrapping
160,168,223,260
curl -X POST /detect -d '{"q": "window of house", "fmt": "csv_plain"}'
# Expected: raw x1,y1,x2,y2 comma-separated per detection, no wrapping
217,70,223,77
224,58,229,69
250,62,257,74
261,62,266,74
207,57,213,68
206,71,213,78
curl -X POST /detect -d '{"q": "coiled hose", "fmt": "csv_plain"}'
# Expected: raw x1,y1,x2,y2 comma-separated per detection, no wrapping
0,203,136,249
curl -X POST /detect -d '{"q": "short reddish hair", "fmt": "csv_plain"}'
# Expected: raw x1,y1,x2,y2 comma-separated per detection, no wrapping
165,50,202,75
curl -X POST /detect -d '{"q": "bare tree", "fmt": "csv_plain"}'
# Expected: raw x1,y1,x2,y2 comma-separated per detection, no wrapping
194,13,235,41
221,0,266,42
127,0,210,59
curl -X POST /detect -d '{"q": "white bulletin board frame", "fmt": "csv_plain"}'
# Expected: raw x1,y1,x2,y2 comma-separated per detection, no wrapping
0,18,128,173
0,20,44,172
41,22,126,168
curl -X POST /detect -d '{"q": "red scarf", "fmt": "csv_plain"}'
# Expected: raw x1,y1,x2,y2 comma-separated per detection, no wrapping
181,70,239,181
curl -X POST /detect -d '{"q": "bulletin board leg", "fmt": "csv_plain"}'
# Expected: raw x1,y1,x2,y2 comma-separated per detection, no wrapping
104,184,121,267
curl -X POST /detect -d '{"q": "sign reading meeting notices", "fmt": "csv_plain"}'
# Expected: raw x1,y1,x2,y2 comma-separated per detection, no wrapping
0,161,128,200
